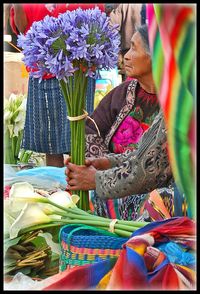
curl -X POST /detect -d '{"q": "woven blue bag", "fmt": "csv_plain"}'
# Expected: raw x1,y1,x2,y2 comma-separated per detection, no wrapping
59,224,128,271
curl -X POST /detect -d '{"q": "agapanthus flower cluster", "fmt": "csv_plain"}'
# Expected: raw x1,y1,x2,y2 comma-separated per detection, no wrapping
17,8,120,81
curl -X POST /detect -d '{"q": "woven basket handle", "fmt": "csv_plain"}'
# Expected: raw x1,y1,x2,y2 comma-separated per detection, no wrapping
66,225,114,251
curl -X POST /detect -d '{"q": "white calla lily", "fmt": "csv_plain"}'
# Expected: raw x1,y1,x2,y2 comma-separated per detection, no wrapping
4,110,12,121
38,232,61,255
4,212,16,236
14,111,25,124
8,93,17,103
17,98,27,111
9,203,52,239
13,122,25,136
48,191,79,210
9,182,48,212
4,93,28,164
40,191,79,219
4,198,21,235
7,124,14,137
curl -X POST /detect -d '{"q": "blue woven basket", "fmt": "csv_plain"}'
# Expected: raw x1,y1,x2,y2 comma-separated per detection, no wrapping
59,224,128,271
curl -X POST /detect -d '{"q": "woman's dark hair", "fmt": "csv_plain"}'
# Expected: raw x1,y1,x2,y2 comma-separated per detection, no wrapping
136,24,150,55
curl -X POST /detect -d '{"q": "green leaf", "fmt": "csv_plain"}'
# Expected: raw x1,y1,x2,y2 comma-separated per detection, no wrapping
29,235,48,249
4,258,17,268
4,265,19,275
42,226,61,243
18,266,32,275
4,236,21,255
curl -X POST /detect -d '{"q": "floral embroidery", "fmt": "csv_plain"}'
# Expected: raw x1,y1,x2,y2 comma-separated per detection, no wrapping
112,116,143,145
111,108,153,154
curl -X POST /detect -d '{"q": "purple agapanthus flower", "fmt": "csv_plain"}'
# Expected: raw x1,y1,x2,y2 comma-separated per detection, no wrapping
17,7,120,81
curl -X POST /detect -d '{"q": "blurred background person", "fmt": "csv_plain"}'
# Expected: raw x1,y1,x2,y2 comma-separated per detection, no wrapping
9,3,105,167
109,4,145,81
4,4,20,52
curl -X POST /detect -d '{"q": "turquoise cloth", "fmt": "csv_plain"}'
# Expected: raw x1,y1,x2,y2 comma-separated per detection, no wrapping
16,166,67,186
157,242,195,267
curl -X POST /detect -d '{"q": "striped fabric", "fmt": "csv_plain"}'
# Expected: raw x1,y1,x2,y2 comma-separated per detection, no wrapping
21,77,70,154
21,76,96,154
147,4,196,218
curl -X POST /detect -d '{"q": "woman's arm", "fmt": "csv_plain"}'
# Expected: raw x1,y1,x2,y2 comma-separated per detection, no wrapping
12,4,28,33
4,4,12,34
66,111,173,196
96,111,173,199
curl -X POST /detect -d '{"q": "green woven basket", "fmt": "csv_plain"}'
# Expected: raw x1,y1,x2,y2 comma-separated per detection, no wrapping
59,224,128,271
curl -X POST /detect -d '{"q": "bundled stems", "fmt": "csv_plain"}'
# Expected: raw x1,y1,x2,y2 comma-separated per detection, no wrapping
18,199,149,238
59,68,89,211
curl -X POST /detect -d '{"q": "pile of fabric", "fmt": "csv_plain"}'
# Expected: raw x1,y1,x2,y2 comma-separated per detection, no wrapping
42,217,196,290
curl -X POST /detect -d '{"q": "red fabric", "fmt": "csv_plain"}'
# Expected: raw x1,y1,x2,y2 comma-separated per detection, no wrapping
4,186,11,199
43,266,89,290
10,4,66,35
149,263,180,290
125,76,134,81
65,3,105,12
9,3,105,80
10,3,105,35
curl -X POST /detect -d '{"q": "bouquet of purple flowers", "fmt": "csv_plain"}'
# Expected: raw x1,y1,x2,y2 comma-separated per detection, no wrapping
17,7,120,210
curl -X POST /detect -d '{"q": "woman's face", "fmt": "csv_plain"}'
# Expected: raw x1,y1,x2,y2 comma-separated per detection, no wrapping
124,31,152,78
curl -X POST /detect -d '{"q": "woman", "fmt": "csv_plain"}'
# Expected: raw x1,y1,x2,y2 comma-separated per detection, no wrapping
84,25,185,220
109,4,143,81
86,25,159,157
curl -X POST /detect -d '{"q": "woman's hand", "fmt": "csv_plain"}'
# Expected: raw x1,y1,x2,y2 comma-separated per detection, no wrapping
64,156,111,191
85,157,111,170
65,162,97,191
64,156,111,170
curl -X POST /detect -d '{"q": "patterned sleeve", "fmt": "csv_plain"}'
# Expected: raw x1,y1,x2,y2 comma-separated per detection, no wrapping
85,134,110,158
105,149,133,167
95,111,173,199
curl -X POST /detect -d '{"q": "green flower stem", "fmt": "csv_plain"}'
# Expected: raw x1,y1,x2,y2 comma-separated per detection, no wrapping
59,71,89,211
15,199,148,238
47,204,149,231
4,130,15,164
19,219,140,238
20,151,33,163
60,79,72,113
38,200,149,234
19,149,26,162
15,131,23,158
51,211,145,234
20,223,62,235
67,207,149,228
11,136,18,163
13,197,147,236
95,227,132,238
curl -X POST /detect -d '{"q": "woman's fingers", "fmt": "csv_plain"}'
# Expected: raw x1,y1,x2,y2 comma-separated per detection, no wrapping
65,162,97,190
66,184,78,190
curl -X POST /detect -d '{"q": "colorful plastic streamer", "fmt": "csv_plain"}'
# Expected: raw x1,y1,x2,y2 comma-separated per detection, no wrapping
147,4,196,218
